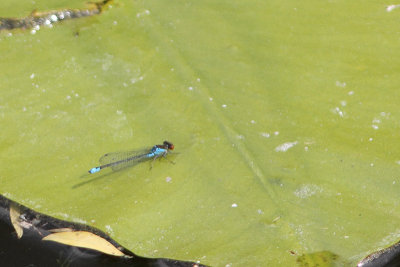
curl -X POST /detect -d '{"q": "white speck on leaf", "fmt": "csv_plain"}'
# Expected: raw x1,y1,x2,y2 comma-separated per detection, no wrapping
275,141,298,152
335,81,346,87
294,184,323,199
261,132,270,138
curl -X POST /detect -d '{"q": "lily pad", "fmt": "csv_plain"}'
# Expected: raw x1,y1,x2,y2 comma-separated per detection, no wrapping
1,0,399,266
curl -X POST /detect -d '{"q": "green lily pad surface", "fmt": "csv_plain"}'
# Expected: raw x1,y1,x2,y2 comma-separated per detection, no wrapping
1,0,400,266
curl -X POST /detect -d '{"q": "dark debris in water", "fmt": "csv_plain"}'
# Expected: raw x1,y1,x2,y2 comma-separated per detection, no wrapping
358,240,400,267
0,194,206,267
0,0,113,32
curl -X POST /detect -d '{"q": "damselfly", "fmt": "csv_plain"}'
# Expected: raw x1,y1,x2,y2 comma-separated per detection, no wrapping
88,141,174,174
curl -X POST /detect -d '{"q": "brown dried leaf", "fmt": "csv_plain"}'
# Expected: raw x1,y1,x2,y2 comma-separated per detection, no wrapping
48,228,74,233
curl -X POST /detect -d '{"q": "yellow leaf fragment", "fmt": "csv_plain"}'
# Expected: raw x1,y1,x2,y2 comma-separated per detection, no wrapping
42,231,125,257
9,203,23,239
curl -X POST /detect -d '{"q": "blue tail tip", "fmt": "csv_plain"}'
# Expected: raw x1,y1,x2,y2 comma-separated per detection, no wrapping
89,167,101,174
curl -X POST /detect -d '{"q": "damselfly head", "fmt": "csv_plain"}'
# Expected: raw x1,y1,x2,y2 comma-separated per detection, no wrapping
163,141,174,150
